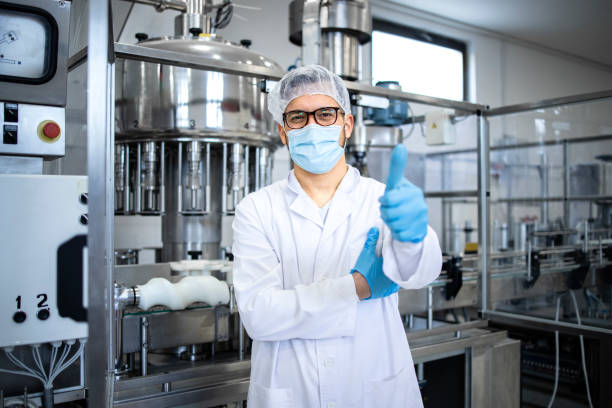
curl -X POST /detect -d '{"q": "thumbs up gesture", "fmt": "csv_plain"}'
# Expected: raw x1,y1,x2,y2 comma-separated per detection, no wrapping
379,145,428,243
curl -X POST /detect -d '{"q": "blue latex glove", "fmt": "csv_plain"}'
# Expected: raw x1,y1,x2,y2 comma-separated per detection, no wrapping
351,227,400,299
379,145,428,243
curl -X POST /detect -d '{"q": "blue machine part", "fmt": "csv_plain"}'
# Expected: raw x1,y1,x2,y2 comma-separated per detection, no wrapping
367,81,410,126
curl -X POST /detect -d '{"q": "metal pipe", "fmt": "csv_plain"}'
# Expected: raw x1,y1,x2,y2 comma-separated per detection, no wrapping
222,143,228,214
205,143,211,213
238,318,244,361
115,144,125,211
186,140,201,210
143,141,157,211
477,114,490,314
427,286,433,330
231,143,242,210
563,141,570,228
85,0,115,403
177,142,183,212
484,88,612,117
135,143,142,213
119,0,188,12
244,145,250,197
160,142,165,213
255,147,260,190
140,317,149,376
540,151,549,225
124,144,130,213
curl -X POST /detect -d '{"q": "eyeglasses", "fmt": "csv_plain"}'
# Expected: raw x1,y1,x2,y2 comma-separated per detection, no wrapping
283,107,344,129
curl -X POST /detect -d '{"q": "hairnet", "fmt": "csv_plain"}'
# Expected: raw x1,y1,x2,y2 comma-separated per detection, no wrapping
268,64,351,125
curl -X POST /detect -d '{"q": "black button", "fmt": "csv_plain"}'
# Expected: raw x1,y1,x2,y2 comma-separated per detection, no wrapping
13,311,27,323
4,103,18,122
37,309,50,321
3,124,17,144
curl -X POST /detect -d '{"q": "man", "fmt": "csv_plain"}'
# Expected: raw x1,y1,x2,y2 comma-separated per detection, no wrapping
232,65,442,407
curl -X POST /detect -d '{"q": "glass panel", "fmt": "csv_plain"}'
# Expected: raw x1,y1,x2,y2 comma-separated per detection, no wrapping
487,97,612,330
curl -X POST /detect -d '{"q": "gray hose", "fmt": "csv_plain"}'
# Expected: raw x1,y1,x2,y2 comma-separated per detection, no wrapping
43,388,54,408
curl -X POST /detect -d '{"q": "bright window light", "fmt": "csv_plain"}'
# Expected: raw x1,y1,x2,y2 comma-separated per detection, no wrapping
372,29,465,101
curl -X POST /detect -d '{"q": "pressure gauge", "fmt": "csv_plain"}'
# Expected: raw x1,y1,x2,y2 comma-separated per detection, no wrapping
0,3,58,84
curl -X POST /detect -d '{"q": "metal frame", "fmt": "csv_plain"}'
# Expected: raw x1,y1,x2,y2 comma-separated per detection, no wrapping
484,89,612,117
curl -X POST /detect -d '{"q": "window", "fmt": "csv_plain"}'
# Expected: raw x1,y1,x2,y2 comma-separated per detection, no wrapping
371,20,467,101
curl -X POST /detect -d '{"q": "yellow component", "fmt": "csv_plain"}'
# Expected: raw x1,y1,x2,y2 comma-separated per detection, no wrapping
198,33,212,38
432,122,437,129
464,242,478,254
37,120,61,143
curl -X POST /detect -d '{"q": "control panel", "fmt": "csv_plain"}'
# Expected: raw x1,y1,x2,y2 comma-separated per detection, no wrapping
0,101,65,158
0,175,88,346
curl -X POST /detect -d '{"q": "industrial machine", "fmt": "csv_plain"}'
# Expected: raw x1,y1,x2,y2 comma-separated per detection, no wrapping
0,0,88,406
2,0,609,407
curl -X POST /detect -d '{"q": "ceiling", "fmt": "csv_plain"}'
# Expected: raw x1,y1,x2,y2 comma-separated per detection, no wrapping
387,0,612,68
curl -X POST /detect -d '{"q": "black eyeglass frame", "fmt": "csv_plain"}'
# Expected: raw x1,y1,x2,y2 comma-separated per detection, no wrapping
282,106,345,129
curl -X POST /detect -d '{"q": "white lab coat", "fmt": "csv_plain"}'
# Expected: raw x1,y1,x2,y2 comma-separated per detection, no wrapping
232,166,442,408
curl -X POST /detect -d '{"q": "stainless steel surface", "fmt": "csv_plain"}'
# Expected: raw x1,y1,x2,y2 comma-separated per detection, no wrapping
322,31,360,80
116,37,281,142
477,114,490,313
85,0,114,405
486,310,612,337
0,0,70,107
425,190,478,198
119,0,188,12
121,307,229,354
289,0,372,45
485,89,612,116
0,156,42,174
345,80,486,112
115,41,284,80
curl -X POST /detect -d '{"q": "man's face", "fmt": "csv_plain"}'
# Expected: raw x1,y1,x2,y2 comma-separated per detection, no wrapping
277,94,354,147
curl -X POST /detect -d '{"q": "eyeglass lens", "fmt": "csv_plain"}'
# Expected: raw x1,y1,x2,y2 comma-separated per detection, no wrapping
285,107,340,129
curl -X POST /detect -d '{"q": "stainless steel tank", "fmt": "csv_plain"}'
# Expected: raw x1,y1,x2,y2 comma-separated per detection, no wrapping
288,0,371,80
115,35,283,261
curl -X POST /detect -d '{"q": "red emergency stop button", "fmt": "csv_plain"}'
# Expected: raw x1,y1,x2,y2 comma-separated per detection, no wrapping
43,121,61,139
38,120,61,142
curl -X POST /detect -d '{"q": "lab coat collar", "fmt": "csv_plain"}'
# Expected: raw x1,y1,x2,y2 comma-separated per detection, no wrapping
286,166,360,234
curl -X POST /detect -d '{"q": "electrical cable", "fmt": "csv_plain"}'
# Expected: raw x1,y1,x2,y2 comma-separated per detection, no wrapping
2,339,86,393
547,296,561,408
32,345,49,382
5,350,43,379
48,343,59,378
569,290,594,408
48,340,86,385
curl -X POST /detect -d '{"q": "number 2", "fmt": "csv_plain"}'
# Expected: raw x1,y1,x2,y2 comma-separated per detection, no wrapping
37,294,48,308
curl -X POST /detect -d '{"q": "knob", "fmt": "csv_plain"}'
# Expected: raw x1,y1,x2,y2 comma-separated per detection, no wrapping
240,39,252,48
80,193,88,205
80,214,88,225
189,28,203,37
37,309,50,321
13,311,27,323
135,33,149,42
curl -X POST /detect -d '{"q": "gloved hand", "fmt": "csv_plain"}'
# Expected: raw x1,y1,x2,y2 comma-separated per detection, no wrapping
379,145,428,243
351,227,400,299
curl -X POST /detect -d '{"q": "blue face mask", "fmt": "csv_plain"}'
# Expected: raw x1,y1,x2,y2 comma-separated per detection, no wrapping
287,124,344,174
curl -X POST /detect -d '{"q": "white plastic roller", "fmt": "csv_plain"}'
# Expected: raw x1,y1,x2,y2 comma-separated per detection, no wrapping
137,275,230,311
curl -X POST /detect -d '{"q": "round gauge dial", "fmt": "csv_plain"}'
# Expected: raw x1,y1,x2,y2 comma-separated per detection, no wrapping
0,6,57,83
